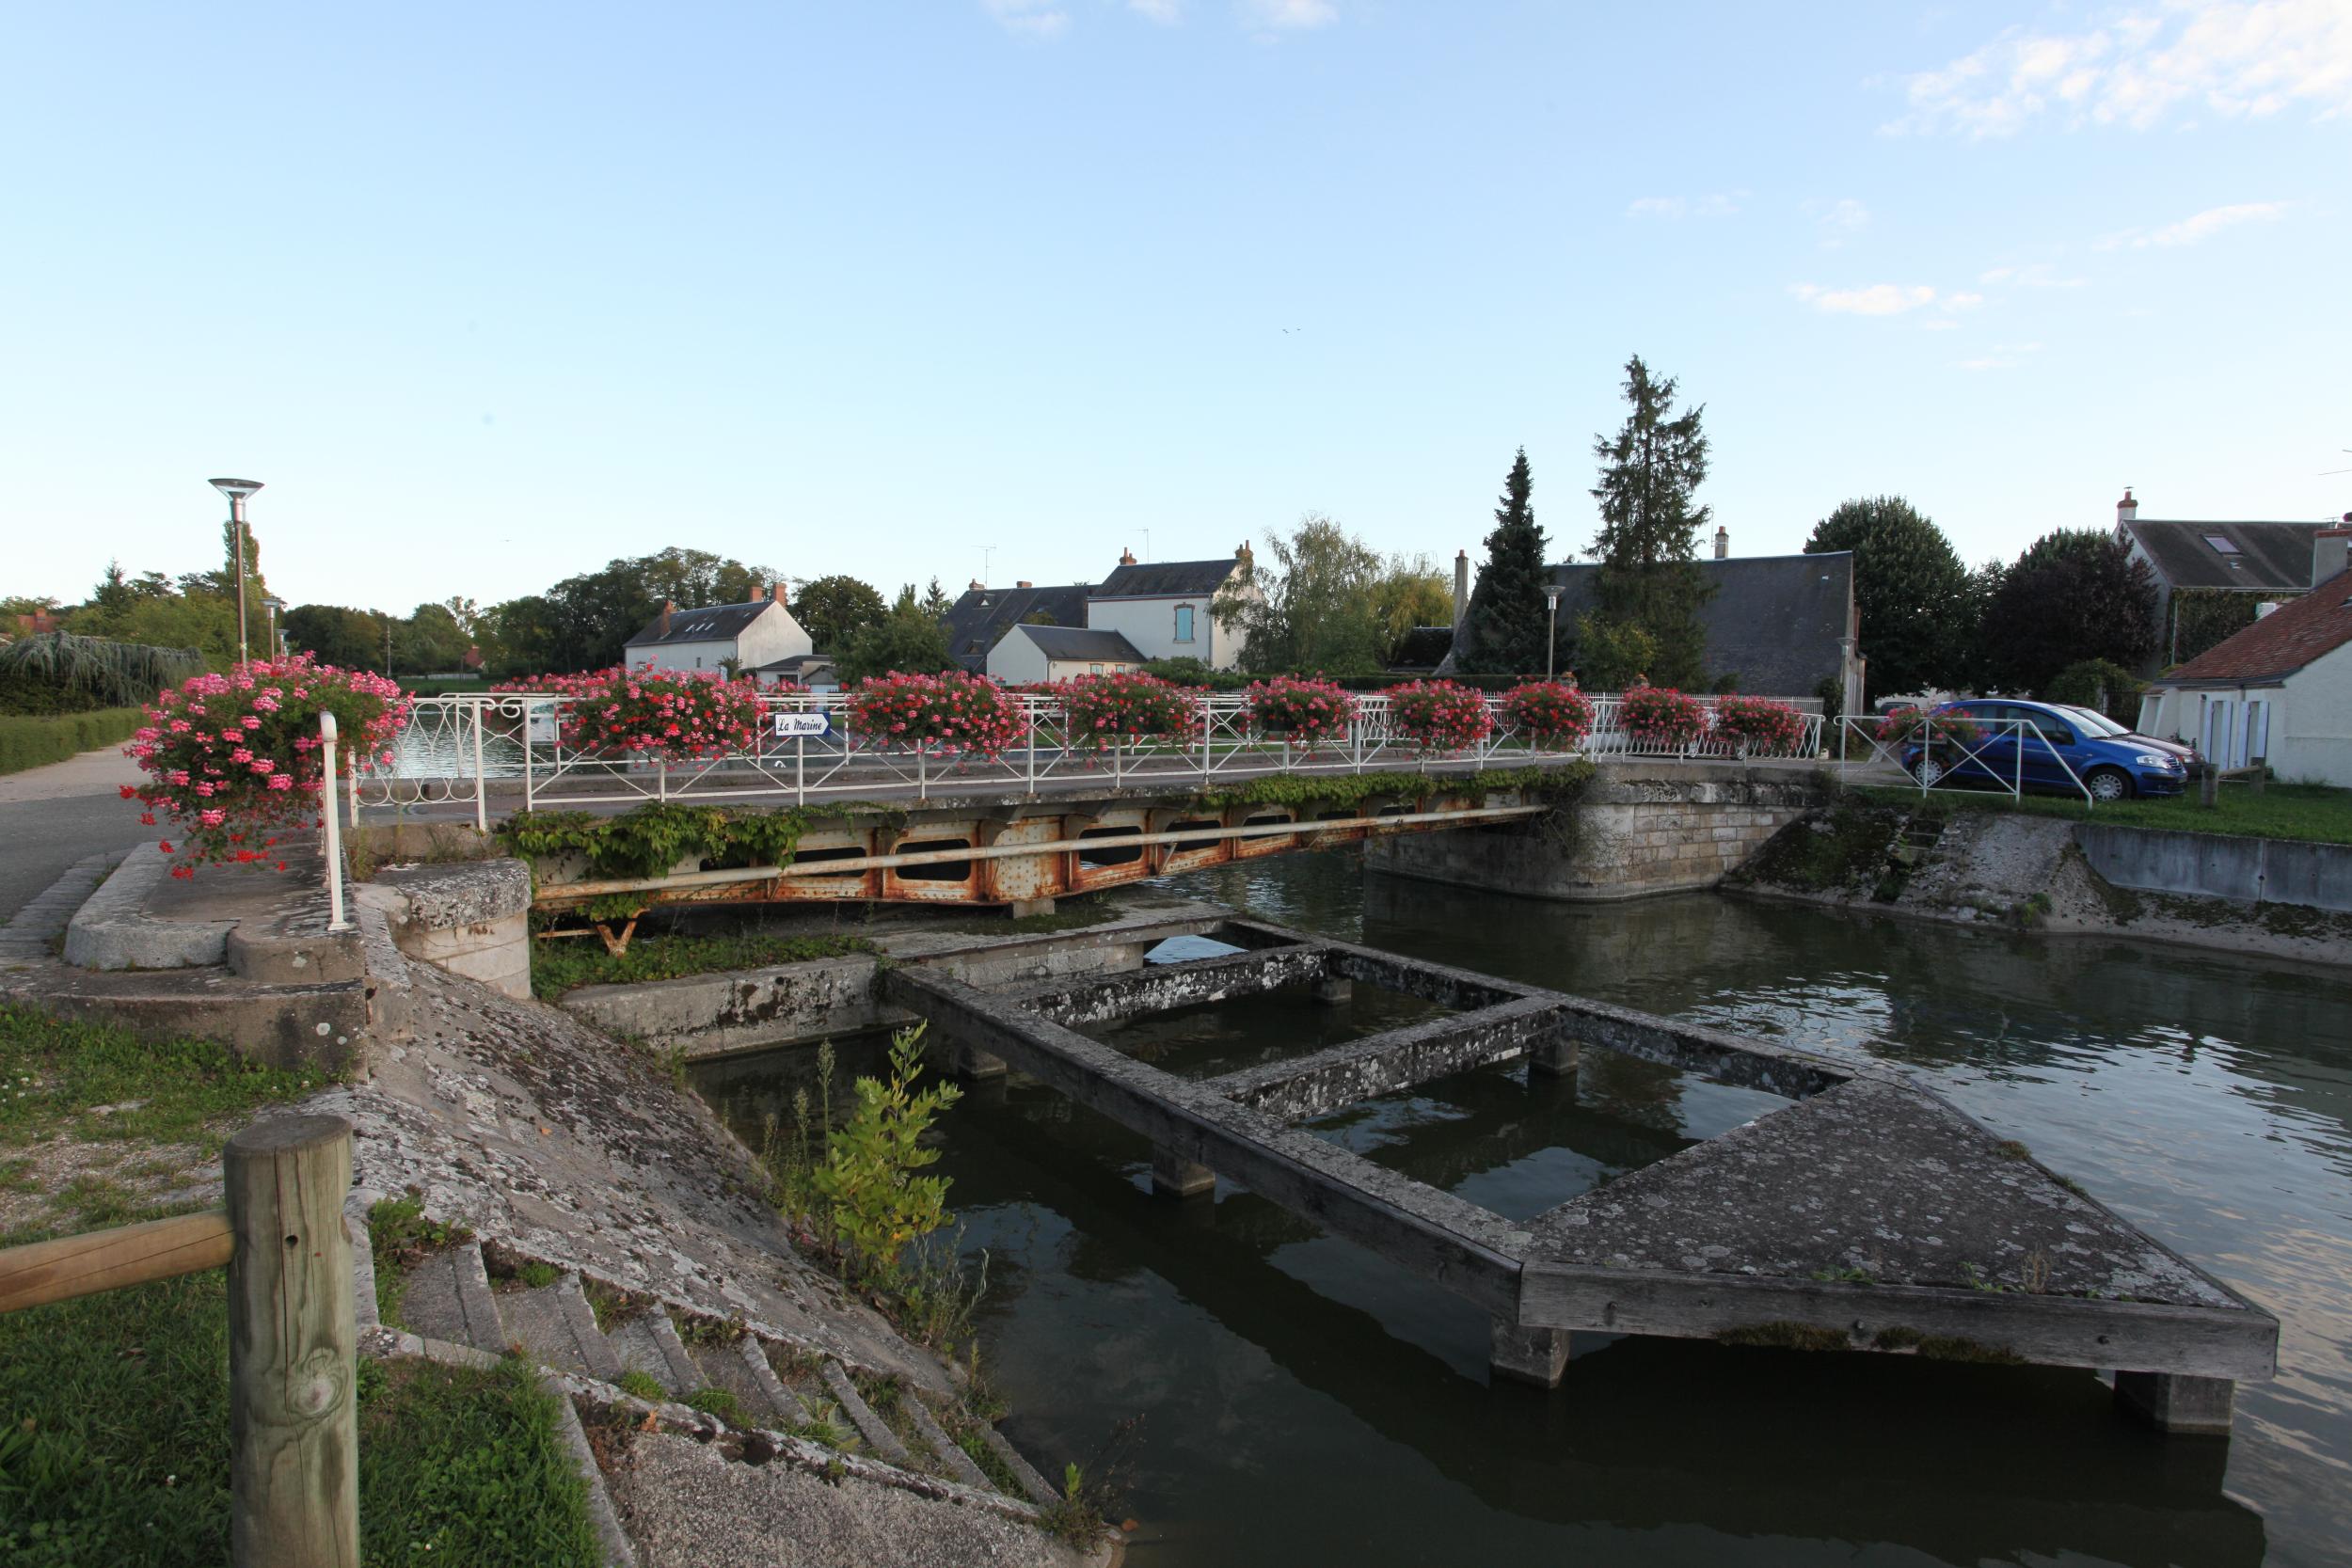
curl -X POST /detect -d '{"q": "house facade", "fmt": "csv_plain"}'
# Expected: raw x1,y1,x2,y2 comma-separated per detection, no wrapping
2111,489,2336,667
939,546,1252,675
622,587,813,679
987,625,1149,684
2138,527,2352,784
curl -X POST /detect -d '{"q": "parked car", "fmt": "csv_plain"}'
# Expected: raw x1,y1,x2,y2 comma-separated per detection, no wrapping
2049,704,2196,764
1901,698,2187,801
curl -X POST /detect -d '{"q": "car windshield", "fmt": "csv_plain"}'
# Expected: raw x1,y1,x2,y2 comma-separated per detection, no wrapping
2059,705,2129,737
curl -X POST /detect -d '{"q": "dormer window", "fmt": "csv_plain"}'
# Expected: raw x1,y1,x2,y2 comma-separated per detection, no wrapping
2203,535,2240,554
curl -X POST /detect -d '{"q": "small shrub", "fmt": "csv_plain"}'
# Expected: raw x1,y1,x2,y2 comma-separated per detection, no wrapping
1382,679,1493,752
813,1022,963,1284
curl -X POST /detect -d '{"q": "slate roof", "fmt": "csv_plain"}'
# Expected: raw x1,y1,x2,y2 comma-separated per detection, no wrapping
624,599,781,648
2122,519,2328,592
1009,625,1147,663
939,583,1090,673
1446,553,1853,697
2150,569,2352,686
1093,558,1239,599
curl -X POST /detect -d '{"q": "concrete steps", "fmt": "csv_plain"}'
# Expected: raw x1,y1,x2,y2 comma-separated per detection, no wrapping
370,1225,1059,1560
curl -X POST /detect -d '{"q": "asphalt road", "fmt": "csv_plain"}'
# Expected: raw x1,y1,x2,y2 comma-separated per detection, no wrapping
0,749,152,924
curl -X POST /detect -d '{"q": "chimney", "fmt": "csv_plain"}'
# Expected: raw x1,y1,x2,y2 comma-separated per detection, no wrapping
1713,525,1729,560
1452,549,1470,633
771,581,788,602
968,578,984,592
657,600,675,637
1236,540,1253,568
2117,487,2138,527
1120,547,1137,566
2315,524,2352,587
1016,579,1033,589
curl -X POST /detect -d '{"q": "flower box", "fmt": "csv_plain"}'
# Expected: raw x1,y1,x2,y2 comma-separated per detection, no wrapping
1618,685,1709,751
1243,676,1359,746
846,671,1025,758
1501,680,1595,751
1384,680,1494,753
1711,695,1809,757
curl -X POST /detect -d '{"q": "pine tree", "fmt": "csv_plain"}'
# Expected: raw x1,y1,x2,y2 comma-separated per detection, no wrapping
1460,448,1552,674
1588,356,1713,689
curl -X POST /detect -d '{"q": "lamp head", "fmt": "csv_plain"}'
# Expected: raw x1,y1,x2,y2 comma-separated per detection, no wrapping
262,596,286,612
1542,584,1565,607
209,477,263,502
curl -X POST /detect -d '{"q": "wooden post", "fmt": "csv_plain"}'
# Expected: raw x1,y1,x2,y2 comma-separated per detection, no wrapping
226,1115,358,1568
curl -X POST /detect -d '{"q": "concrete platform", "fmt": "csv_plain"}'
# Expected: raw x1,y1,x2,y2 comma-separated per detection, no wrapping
884,917,2280,1434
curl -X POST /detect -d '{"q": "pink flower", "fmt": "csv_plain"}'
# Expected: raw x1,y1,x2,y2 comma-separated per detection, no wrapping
267,774,293,791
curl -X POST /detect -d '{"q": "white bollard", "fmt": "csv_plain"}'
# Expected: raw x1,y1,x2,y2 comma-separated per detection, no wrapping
320,712,351,932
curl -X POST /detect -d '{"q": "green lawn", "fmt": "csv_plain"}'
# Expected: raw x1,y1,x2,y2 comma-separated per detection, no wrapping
0,1004,336,1154
1853,781,2352,846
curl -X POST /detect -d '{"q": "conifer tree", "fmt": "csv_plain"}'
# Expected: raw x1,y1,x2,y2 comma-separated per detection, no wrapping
1587,356,1713,688
1460,448,1552,674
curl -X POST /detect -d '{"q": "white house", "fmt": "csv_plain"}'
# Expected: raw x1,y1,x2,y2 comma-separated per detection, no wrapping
987,625,1148,685
2137,526,2352,784
1084,548,1251,670
622,586,813,679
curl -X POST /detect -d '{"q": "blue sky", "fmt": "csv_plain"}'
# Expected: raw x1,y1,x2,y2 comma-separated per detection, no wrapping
6,1,2347,616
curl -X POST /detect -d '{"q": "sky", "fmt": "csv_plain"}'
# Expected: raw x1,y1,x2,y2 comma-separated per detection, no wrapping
5,1,2349,618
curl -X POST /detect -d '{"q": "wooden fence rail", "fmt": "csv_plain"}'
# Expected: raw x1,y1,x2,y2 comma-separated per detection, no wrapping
0,1115,358,1568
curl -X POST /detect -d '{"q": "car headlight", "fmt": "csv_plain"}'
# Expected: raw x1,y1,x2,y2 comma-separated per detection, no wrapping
2134,753,2178,769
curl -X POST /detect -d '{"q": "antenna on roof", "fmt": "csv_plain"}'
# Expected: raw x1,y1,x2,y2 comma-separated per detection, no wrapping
1141,529,1151,562
978,545,997,584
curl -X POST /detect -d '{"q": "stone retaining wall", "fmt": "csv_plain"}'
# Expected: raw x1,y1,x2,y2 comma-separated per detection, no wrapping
1367,761,1830,901
2074,823,2352,913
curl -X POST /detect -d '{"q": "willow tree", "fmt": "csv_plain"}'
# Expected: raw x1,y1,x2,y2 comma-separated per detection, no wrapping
0,631,204,712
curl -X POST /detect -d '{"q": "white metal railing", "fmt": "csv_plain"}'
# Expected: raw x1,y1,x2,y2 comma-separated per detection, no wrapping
357,689,1829,818
1830,716,2095,805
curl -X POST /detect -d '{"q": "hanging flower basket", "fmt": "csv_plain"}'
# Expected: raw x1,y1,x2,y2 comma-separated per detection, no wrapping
551,666,767,761
1243,676,1358,747
1501,680,1595,751
847,670,1025,758
1384,680,1494,753
123,655,410,874
1056,672,1201,750
1618,685,1709,752
1711,695,1809,758
1874,705,1983,758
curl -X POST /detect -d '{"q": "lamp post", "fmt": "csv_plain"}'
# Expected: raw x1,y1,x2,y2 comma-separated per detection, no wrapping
1542,583,1565,681
210,478,264,667
262,596,286,659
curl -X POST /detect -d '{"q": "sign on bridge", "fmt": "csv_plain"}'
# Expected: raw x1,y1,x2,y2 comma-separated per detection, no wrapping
772,712,831,738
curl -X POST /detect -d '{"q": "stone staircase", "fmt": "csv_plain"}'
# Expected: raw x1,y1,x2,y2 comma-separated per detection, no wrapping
367,1216,1064,1566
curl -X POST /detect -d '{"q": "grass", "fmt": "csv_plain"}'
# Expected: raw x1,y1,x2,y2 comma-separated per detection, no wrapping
0,706,146,776
366,1194,472,1329
0,1227,603,1567
682,1386,745,1424
0,1002,337,1151
1854,780,2352,846
529,927,876,1002
614,1370,665,1402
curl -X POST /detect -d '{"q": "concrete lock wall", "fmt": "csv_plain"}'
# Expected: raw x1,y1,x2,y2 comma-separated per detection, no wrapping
357,859,534,1000
2074,823,2352,913
1365,762,1827,901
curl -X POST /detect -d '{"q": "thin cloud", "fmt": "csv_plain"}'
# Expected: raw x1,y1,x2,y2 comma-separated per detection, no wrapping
1806,198,1870,247
2102,199,2290,246
1979,262,2090,288
1790,282,1979,317
1887,0,2352,136
1130,0,1182,21
1959,341,2045,371
983,0,1069,38
1628,191,1746,219
1240,0,1337,33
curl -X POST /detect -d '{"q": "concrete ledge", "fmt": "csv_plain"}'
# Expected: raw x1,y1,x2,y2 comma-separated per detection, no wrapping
359,859,533,1000
62,845,232,970
2074,822,2352,912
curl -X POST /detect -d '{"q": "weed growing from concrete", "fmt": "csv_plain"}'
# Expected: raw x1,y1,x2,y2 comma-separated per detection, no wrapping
368,1192,473,1328
685,1386,746,1424
1718,1321,1852,1352
615,1369,666,1402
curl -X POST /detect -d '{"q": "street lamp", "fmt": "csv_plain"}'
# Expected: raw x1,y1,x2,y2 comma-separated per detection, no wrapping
1542,582,1565,681
209,478,263,666
262,596,286,658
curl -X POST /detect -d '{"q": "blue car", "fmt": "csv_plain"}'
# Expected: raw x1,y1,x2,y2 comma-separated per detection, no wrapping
1901,698,2187,802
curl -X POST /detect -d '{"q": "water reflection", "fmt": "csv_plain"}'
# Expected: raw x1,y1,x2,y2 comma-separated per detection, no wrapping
693,847,2352,1566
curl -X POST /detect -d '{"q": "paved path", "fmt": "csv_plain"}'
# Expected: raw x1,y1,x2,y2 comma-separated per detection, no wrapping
0,748,150,923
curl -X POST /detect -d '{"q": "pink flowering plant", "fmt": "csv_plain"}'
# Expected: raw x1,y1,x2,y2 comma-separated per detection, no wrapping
122,655,410,875
1618,685,1710,751
1054,672,1200,751
1243,676,1359,747
550,666,765,760
1710,695,1809,756
1383,680,1493,753
1501,680,1595,751
1874,705,1984,752
847,670,1026,758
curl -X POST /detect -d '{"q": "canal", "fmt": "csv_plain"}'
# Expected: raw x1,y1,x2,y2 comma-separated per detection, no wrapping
694,849,2352,1568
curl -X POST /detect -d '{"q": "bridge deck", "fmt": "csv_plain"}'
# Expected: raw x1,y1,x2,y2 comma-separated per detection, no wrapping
886,919,2277,1432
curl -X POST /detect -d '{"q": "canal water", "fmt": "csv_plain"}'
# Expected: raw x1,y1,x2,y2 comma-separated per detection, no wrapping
693,850,2352,1568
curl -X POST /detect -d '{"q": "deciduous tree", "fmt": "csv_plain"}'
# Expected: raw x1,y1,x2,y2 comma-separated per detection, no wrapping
1213,514,1388,675
790,574,887,652
1976,530,2158,693
1804,496,1970,699
836,586,955,682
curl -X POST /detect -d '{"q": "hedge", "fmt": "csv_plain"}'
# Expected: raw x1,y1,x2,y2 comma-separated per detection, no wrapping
0,707,146,775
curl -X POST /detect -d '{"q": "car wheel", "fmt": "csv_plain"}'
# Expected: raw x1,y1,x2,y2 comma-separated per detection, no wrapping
1913,756,1946,787
2087,767,2132,802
